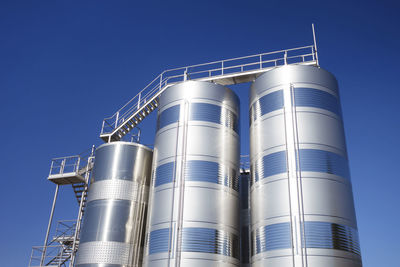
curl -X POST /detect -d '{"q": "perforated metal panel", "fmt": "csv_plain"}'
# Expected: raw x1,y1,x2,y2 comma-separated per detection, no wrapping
75,241,131,265
76,142,153,267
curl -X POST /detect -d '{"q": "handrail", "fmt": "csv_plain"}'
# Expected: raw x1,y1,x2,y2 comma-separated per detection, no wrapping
100,45,318,138
48,147,95,176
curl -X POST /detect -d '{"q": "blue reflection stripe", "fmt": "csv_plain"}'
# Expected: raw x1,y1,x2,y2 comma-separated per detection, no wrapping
190,103,239,133
157,105,180,130
157,103,239,132
251,149,349,184
184,160,239,191
181,227,239,259
251,151,287,183
154,162,174,187
294,88,341,116
299,149,350,179
252,223,292,255
302,221,361,256
149,228,170,254
250,90,284,122
250,88,342,123
259,90,284,115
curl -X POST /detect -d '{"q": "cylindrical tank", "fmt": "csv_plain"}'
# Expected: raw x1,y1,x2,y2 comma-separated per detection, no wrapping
143,81,240,267
75,142,153,267
239,170,251,267
249,65,362,267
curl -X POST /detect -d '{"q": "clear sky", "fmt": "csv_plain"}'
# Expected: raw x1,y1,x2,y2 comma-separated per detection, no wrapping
1,1,399,266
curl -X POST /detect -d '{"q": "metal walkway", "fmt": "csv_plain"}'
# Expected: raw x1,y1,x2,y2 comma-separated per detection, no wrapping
100,44,319,142
29,147,95,267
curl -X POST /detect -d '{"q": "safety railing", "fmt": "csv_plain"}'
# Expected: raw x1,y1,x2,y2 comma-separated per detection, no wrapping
48,148,94,177
29,245,71,267
100,45,317,136
52,220,76,243
29,220,76,267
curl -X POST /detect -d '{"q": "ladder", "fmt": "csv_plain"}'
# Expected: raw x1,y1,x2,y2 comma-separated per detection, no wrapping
29,221,77,267
100,45,319,142
29,147,95,267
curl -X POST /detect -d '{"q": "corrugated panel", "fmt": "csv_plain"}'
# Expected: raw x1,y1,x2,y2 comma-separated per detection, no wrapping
181,227,239,259
250,90,284,122
251,151,287,184
299,149,350,179
294,87,341,116
252,222,292,255
190,103,239,133
302,221,361,256
154,162,175,187
184,160,239,191
157,105,180,130
148,228,170,254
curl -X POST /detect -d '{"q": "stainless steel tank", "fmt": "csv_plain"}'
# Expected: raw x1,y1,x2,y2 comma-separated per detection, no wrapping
75,141,153,267
249,65,362,267
143,81,240,267
239,171,251,267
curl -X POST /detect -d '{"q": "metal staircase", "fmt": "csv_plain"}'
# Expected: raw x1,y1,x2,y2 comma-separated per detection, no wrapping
100,44,319,142
29,147,95,267
29,221,77,267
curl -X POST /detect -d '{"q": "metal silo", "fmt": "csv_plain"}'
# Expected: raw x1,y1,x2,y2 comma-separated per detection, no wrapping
143,81,240,267
75,141,153,267
249,65,362,267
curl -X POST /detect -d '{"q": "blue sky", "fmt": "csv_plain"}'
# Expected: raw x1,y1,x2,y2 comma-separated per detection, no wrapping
1,0,399,266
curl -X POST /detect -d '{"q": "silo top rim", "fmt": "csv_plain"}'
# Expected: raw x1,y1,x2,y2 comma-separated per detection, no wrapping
158,80,240,111
250,65,338,102
97,141,153,152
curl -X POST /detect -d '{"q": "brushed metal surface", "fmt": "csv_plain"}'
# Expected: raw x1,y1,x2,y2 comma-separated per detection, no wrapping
249,65,362,267
143,81,240,267
76,142,153,267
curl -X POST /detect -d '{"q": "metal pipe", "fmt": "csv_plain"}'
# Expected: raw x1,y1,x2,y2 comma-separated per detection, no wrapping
312,23,319,66
40,184,59,266
69,145,95,267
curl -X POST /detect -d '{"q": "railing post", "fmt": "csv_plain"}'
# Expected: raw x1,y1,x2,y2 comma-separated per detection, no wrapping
76,157,81,173
137,93,141,109
60,159,65,174
312,23,319,65
259,54,262,69
101,120,105,135
221,61,224,75
115,112,119,129
184,68,188,81
284,51,288,65
160,73,163,90
49,160,54,176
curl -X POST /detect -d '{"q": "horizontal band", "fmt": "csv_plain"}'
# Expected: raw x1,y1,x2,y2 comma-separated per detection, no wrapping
252,222,292,255
250,87,341,123
153,160,239,191
75,241,131,265
88,179,148,203
148,227,239,259
251,149,350,184
303,221,360,256
157,103,239,133
251,221,361,256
